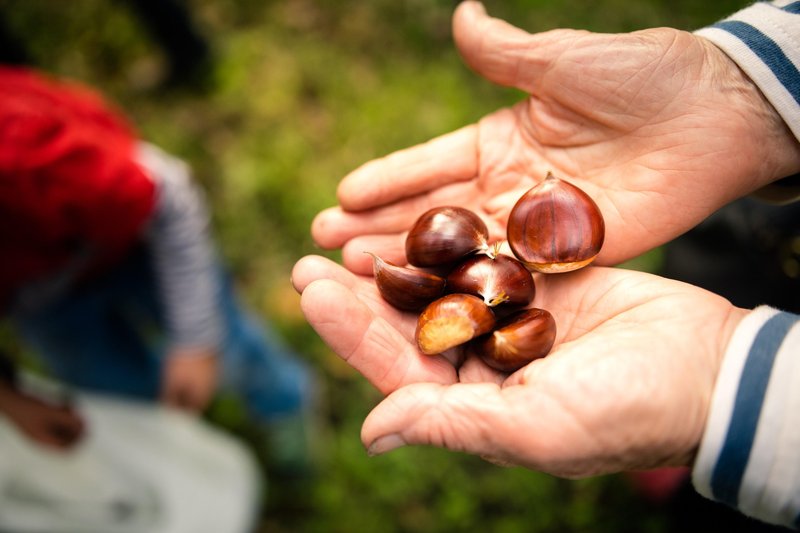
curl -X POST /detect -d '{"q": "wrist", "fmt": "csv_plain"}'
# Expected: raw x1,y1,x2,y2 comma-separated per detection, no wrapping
699,38,800,187
168,345,218,359
694,1,800,188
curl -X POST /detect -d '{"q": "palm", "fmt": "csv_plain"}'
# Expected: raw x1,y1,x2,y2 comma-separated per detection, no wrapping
292,255,744,476
312,6,791,275
471,29,761,264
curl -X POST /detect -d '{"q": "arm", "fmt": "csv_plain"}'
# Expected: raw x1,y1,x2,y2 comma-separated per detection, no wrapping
136,142,222,411
687,6,800,525
695,0,800,204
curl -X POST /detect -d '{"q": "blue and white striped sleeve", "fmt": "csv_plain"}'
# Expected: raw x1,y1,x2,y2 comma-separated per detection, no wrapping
135,142,225,351
694,1,800,142
692,306,800,528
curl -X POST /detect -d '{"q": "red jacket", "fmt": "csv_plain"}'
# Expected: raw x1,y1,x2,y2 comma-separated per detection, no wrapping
0,67,156,311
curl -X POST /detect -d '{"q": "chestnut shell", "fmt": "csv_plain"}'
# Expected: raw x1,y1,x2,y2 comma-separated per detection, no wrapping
476,308,556,372
368,253,446,311
507,173,605,273
405,206,490,267
446,253,534,307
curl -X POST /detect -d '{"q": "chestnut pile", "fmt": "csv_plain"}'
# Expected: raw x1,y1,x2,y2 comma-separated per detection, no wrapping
368,172,605,372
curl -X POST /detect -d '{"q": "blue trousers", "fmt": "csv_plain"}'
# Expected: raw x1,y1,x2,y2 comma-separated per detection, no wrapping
12,249,311,422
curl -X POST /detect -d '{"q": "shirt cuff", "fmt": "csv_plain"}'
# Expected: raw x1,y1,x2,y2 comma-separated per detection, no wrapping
692,305,800,528
694,2,800,144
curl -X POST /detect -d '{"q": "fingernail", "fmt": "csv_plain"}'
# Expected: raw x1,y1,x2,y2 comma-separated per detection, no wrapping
367,434,406,456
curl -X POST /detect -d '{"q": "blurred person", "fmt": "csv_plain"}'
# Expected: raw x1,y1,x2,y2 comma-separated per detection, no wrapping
293,1,800,529
0,65,314,469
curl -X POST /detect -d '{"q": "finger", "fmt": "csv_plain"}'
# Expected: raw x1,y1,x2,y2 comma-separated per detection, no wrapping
300,278,456,394
313,178,502,252
362,381,599,476
294,255,412,338
453,1,585,94
292,254,364,294
45,409,87,449
49,421,84,447
311,205,417,251
35,429,75,450
457,354,507,385
342,234,407,275
336,125,478,212
362,382,535,465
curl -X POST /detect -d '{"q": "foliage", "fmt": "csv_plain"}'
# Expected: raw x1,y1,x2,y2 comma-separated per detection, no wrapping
1,0,749,531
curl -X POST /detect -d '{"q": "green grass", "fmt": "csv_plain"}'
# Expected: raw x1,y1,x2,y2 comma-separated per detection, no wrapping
2,0,750,531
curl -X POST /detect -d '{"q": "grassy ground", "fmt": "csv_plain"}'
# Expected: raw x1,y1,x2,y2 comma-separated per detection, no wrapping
2,0,751,531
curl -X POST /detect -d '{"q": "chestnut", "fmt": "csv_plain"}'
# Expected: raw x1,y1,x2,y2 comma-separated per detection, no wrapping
405,206,491,267
507,172,605,273
415,294,495,355
368,252,446,311
446,253,534,308
476,308,556,372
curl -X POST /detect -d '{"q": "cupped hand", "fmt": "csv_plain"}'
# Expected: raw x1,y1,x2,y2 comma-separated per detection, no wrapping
313,1,800,275
160,347,219,412
292,254,747,477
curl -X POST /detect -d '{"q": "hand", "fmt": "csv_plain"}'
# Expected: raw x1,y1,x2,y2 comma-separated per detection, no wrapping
292,254,747,477
0,382,85,450
160,347,219,412
312,1,800,275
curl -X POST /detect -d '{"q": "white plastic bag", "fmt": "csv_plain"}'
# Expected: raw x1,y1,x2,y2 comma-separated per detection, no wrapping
0,384,262,533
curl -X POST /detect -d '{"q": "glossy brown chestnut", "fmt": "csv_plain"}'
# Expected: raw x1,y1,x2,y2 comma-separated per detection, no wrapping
368,252,446,311
415,294,495,355
446,253,534,308
507,172,605,273
405,206,491,267
476,308,556,372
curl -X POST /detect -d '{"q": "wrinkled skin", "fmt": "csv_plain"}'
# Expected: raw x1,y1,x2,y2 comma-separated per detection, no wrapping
312,2,800,275
293,256,745,476
294,2,799,476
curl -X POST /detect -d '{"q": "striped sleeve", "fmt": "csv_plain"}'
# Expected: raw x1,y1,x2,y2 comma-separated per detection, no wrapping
135,142,225,351
692,306,800,528
694,1,800,143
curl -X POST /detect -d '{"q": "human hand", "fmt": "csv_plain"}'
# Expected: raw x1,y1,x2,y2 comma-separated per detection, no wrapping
292,254,747,476
160,347,219,412
0,382,85,450
313,1,800,275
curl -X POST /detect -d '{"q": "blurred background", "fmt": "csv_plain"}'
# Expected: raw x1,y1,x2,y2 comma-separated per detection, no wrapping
0,0,765,531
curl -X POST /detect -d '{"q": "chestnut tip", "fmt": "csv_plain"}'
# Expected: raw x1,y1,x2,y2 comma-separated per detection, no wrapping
367,252,446,311
445,253,535,308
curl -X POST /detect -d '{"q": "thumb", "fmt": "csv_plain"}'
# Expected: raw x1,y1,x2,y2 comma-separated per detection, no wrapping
452,1,585,94
362,382,531,464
